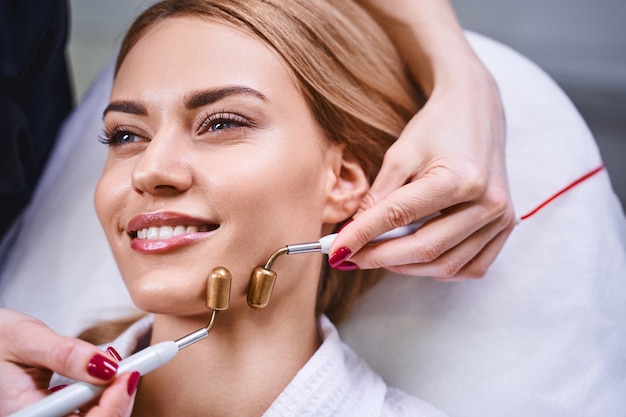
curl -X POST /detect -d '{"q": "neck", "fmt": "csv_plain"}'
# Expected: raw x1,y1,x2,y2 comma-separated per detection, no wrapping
132,271,322,417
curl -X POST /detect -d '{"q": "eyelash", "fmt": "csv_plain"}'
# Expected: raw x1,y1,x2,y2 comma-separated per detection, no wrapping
196,111,252,134
99,112,252,146
99,125,140,146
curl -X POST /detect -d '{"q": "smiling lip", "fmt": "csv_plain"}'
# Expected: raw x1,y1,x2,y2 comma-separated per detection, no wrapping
128,212,219,253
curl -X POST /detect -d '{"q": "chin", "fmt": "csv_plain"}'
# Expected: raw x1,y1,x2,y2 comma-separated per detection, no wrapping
125,274,207,315
131,296,209,317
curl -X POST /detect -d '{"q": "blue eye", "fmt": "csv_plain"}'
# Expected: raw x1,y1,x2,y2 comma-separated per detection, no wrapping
210,121,233,131
100,128,142,146
117,132,139,143
198,112,249,134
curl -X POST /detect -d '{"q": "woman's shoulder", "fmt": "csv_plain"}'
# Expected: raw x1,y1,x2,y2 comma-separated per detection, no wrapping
335,328,448,417
272,316,448,417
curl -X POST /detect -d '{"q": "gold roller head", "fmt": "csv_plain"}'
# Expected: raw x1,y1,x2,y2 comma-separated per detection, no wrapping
247,266,277,309
246,246,289,309
206,267,232,310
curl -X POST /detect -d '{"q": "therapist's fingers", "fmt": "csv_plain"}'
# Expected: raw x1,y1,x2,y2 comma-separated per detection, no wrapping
389,224,513,279
356,141,422,217
329,163,489,261
0,309,118,385
328,158,514,278
350,207,513,278
344,201,488,267
83,371,139,417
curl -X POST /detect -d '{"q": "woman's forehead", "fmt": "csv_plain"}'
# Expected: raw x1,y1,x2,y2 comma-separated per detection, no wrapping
112,16,299,105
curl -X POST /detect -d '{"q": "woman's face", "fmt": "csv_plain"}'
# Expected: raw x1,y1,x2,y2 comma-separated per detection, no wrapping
95,17,353,315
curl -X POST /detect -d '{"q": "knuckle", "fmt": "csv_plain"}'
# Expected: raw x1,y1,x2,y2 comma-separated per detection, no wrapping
488,203,517,236
441,252,495,280
413,240,446,263
483,187,512,218
47,337,81,373
462,167,488,198
360,192,377,211
451,163,487,199
434,257,466,279
500,209,517,232
384,202,413,230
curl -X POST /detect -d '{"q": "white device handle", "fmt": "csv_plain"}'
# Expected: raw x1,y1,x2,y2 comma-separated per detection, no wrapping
9,341,179,417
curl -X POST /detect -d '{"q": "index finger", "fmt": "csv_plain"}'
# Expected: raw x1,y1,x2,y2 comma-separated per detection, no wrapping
1,310,117,385
329,168,464,259
357,145,420,214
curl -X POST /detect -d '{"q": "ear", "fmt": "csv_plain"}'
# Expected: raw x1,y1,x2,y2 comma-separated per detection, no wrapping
321,148,369,224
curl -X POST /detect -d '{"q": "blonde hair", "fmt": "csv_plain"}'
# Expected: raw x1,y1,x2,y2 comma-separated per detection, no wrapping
82,0,422,342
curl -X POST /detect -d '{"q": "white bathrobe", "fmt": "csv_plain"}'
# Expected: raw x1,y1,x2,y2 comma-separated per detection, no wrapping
52,315,448,417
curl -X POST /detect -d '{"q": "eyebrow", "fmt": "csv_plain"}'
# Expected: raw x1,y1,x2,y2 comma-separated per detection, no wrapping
184,86,268,109
102,86,268,119
102,101,147,118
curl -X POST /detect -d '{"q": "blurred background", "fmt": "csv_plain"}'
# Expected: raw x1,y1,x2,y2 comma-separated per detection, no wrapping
67,0,626,212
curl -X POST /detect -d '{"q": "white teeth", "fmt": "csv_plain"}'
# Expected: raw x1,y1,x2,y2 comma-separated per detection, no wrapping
135,225,207,240
147,227,159,239
159,226,173,239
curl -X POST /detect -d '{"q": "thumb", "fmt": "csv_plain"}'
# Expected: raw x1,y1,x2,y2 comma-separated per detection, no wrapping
3,310,118,385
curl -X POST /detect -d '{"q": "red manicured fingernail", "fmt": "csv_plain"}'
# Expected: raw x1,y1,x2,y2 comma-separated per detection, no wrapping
87,354,118,380
328,247,351,268
333,260,359,271
337,219,353,232
49,384,68,393
107,346,122,361
127,371,141,396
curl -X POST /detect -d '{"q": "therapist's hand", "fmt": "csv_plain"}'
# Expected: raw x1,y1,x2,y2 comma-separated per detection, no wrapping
328,69,515,280
0,308,137,416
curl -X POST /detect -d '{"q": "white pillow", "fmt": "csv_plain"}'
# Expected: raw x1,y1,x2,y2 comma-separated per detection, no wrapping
339,32,626,417
1,32,624,416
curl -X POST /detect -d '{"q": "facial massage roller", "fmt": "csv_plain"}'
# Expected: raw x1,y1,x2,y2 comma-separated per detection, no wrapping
9,267,232,417
247,218,431,309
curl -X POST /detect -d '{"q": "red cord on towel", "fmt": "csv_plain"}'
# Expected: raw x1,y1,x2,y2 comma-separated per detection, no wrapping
519,164,605,221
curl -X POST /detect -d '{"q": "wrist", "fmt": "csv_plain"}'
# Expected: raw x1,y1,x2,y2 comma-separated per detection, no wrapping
427,46,501,109
422,40,491,98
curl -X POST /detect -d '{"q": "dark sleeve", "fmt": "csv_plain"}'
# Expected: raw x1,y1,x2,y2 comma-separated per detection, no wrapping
0,0,73,238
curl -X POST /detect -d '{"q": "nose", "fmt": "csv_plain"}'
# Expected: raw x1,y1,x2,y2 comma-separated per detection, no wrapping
131,134,193,196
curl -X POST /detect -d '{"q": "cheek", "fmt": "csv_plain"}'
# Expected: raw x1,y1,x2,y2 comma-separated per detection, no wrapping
230,149,327,238
210,140,328,246
94,161,131,236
